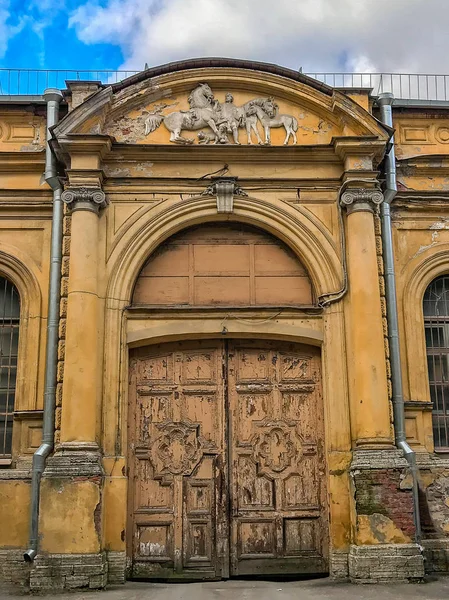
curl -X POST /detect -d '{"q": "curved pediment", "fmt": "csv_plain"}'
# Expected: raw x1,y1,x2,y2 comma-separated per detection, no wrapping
53,58,389,147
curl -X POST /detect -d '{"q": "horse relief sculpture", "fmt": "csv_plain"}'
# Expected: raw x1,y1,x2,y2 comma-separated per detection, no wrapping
144,83,298,145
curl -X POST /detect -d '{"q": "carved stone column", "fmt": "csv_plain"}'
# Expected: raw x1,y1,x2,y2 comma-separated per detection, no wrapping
341,187,393,448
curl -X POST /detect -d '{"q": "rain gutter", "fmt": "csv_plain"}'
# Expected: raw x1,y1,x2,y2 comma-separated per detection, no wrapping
377,92,422,543
24,88,63,562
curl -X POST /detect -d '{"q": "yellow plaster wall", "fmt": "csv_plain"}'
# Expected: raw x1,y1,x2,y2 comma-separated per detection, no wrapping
102,458,127,552
391,108,449,452
0,110,53,553
39,479,101,554
0,481,30,546
0,111,46,153
394,115,449,160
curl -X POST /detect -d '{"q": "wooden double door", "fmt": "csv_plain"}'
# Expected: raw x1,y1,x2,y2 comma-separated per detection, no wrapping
128,339,328,580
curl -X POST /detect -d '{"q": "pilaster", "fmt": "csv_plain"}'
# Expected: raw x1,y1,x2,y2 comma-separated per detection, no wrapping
39,185,108,587
341,186,393,448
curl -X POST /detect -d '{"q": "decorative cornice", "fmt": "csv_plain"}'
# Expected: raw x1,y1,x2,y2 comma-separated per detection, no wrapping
61,186,108,214
340,187,384,214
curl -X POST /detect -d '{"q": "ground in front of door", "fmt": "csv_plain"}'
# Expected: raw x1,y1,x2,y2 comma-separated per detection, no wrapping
3,578,449,600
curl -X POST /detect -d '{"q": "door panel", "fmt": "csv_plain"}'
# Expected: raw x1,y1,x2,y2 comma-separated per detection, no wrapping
128,339,327,580
227,340,327,576
128,341,227,580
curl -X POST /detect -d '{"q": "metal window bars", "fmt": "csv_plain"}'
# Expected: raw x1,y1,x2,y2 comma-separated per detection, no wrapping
0,277,20,461
1,69,449,101
424,275,449,451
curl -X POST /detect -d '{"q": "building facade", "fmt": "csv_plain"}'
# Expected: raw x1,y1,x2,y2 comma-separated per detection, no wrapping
0,59,449,589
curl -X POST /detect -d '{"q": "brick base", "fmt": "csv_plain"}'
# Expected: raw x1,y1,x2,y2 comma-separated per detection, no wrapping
0,550,31,588
29,552,108,590
348,544,424,583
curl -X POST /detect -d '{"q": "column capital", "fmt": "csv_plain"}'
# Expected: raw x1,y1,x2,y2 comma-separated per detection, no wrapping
61,186,108,214
340,187,384,214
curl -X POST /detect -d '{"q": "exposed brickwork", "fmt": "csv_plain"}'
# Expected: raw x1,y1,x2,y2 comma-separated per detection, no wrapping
348,544,424,583
374,213,393,403
354,468,415,539
54,210,71,445
0,550,31,588
29,552,107,590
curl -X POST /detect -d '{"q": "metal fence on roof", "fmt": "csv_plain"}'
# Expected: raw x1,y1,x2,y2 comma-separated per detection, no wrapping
0,69,139,96
1,68,449,101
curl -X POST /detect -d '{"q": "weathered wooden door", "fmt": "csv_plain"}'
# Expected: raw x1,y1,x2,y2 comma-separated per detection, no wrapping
227,340,327,575
128,340,228,580
128,339,327,580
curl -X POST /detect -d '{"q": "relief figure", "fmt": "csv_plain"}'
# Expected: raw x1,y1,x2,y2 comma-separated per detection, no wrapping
144,83,222,144
246,98,298,145
144,83,298,145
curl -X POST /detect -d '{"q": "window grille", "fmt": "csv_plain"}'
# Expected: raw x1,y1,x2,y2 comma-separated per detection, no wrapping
424,275,449,451
0,277,20,460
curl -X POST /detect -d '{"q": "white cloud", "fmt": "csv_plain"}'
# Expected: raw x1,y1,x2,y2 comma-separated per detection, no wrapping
0,0,26,60
69,0,449,74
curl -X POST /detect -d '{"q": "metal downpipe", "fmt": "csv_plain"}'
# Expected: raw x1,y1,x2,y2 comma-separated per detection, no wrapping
24,88,63,562
378,92,422,543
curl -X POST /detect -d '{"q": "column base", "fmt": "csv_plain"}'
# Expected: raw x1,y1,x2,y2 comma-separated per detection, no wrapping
107,551,126,584
44,442,103,477
329,550,349,580
29,552,107,590
351,448,409,470
348,544,424,583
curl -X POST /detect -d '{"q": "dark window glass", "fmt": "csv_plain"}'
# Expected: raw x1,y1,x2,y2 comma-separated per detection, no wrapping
0,277,20,458
424,275,449,450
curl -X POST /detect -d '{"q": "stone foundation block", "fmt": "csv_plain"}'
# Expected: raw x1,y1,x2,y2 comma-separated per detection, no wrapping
0,549,31,588
348,543,424,583
29,552,108,590
422,539,449,573
329,550,349,580
107,551,126,584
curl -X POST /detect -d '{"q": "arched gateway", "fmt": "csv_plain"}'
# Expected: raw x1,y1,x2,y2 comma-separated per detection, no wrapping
127,224,327,578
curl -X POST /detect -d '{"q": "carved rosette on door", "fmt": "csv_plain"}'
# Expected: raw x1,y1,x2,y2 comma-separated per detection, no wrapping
251,420,304,478
149,421,205,478
127,340,327,580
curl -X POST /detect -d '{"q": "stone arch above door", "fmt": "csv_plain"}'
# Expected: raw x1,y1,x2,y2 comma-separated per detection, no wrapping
132,222,314,307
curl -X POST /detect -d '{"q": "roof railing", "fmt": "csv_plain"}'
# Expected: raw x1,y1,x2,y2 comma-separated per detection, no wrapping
1,68,449,102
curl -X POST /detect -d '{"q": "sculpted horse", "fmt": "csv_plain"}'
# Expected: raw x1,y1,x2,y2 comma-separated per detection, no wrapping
235,101,264,145
246,98,298,145
144,83,222,144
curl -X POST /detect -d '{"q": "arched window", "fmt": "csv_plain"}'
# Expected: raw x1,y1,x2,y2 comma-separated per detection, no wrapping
0,277,20,460
424,275,449,451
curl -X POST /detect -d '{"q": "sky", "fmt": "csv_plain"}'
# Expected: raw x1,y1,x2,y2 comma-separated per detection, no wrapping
1,0,449,75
